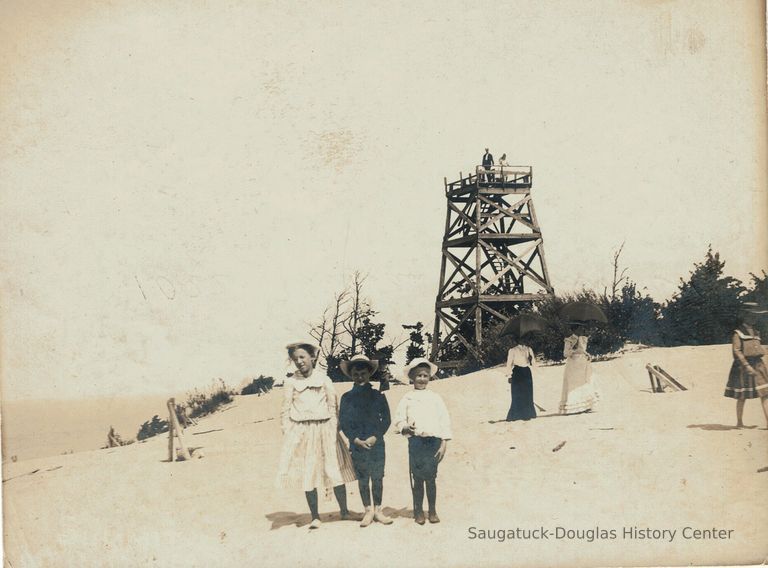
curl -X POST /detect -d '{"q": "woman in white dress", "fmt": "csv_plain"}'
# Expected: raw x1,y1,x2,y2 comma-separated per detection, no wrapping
275,342,358,529
559,324,600,414
498,153,509,183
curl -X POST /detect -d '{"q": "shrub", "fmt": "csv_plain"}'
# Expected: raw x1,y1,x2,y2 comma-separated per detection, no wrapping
604,281,661,345
241,375,275,396
526,290,624,362
104,426,135,448
137,415,169,441
454,288,628,372
184,378,235,419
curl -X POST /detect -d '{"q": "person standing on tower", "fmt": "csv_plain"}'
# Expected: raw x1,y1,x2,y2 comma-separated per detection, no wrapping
482,148,494,183
498,153,509,184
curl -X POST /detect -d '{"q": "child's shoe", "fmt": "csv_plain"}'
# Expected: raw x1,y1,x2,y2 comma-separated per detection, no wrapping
340,509,363,521
414,510,426,525
428,511,440,524
309,518,322,530
360,507,375,527
374,506,393,525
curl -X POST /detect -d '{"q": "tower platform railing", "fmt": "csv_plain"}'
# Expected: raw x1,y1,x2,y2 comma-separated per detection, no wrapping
444,165,533,194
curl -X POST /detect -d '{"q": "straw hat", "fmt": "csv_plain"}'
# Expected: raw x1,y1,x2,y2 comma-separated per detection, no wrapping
340,354,379,378
403,357,438,381
743,302,768,314
285,342,320,358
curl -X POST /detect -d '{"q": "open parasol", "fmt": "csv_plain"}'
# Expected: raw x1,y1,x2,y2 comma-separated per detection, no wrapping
499,314,547,339
559,301,607,323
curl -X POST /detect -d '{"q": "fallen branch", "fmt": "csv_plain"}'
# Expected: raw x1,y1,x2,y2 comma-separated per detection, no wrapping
2,469,40,483
192,429,224,436
552,441,566,452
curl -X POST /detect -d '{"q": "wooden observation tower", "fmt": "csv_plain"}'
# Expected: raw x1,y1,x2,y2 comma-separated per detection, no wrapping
430,164,555,369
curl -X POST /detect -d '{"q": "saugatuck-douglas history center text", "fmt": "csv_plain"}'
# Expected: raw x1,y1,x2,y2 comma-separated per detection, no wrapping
466,526,735,543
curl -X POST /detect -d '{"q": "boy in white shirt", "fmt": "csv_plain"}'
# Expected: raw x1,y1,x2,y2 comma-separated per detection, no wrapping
394,358,451,525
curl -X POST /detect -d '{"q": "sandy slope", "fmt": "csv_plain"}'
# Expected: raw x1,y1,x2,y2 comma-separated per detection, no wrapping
3,345,767,568
2,396,174,462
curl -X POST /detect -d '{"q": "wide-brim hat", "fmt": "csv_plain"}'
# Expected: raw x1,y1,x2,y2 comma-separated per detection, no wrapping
743,302,768,314
340,354,379,378
285,342,321,358
403,358,438,381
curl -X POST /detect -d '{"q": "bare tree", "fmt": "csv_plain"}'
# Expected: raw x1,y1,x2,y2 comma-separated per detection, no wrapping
342,271,369,355
308,271,399,379
309,289,350,363
608,241,629,301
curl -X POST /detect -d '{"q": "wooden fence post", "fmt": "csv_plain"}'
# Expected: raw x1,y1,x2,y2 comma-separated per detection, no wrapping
167,398,176,461
167,398,191,461
647,366,657,392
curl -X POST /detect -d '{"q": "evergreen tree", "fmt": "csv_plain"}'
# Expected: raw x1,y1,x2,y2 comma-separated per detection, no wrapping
402,322,427,363
661,246,745,345
743,270,768,337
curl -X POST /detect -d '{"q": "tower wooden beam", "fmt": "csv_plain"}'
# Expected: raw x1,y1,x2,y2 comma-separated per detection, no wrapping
432,163,554,368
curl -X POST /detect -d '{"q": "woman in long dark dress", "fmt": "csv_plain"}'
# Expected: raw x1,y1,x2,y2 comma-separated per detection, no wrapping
505,339,537,421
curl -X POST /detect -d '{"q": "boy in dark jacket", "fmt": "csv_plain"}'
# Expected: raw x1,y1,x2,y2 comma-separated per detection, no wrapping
339,354,393,527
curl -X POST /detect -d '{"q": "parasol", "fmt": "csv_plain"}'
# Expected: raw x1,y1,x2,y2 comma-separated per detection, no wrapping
499,314,547,338
559,301,607,323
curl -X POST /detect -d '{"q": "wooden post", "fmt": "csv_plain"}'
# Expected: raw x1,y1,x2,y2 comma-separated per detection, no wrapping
475,186,483,350
654,365,687,391
646,364,687,393
167,398,191,461
167,398,176,461
647,367,657,392
431,193,453,361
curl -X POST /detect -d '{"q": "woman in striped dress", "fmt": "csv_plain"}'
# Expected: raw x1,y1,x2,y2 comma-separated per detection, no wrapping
275,342,357,529
724,304,768,428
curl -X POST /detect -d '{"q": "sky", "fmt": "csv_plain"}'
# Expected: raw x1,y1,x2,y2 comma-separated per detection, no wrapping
1,0,766,400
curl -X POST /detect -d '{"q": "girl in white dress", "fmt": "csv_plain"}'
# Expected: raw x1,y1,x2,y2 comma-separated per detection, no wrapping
275,342,357,529
559,325,600,415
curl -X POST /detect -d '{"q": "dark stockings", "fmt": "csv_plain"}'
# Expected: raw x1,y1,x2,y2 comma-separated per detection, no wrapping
372,478,383,506
305,484,348,520
412,477,437,513
358,477,384,507
333,484,348,514
305,489,319,520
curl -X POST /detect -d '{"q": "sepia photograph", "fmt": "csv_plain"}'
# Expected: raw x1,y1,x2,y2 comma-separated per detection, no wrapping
1,1,767,566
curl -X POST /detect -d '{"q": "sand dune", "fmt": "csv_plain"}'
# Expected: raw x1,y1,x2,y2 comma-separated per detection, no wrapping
2,396,173,462
3,345,767,567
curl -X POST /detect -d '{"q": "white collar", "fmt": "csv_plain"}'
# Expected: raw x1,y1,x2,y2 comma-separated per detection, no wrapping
735,328,759,340
291,371,327,391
